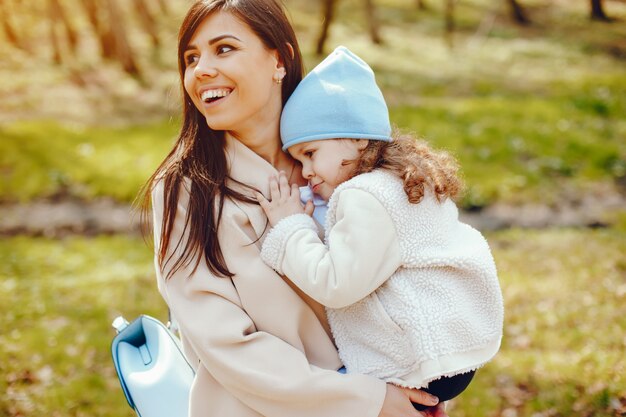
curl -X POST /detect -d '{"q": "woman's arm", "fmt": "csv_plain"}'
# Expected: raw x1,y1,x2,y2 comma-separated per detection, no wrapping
152,181,393,417
260,188,402,308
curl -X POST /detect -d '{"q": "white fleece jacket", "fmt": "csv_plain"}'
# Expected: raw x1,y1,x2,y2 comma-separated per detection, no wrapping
261,169,504,388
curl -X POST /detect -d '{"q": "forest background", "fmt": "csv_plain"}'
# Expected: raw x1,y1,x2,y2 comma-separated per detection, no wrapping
0,0,625,416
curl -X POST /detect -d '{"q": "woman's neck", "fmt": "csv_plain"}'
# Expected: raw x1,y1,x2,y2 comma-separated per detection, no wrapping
228,128,284,165
226,130,306,186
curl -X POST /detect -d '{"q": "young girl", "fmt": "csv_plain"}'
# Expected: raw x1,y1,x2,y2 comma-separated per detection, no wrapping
256,46,504,410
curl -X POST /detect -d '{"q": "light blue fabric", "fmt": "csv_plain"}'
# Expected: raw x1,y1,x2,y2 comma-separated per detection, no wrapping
281,46,392,151
299,185,328,226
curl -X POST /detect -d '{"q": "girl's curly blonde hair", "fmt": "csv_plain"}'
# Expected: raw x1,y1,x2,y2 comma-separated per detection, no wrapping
351,129,463,204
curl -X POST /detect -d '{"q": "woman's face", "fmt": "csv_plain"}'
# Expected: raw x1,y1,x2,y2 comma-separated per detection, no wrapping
183,11,285,134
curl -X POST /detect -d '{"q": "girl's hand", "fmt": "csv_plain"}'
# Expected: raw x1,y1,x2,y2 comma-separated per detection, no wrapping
378,384,445,417
255,171,314,227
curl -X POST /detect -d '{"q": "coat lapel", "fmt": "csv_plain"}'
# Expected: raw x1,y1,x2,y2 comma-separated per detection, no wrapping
223,134,335,343
224,134,277,243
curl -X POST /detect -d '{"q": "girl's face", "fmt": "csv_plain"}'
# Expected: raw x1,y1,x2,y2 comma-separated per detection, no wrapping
183,11,285,136
288,139,368,200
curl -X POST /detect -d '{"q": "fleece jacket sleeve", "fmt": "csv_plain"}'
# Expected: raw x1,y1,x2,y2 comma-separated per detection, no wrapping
261,188,402,308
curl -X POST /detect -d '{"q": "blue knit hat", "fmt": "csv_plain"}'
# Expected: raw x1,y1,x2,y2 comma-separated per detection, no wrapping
280,46,391,151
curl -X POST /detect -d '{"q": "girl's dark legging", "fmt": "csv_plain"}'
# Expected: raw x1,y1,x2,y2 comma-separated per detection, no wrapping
412,370,476,411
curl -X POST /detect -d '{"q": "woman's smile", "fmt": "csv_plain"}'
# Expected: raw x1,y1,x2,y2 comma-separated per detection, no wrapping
183,11,283,135
198,86,233,109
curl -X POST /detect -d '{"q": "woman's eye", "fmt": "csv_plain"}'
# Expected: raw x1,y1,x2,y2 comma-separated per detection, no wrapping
304,151,314,158
217,45,235,55
184,53,199,66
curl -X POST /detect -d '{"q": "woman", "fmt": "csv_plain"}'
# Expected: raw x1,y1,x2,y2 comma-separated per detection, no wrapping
142,1,448,416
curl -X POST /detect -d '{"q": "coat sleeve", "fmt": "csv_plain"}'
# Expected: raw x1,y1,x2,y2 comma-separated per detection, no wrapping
151,181,386,417
260,188,403,309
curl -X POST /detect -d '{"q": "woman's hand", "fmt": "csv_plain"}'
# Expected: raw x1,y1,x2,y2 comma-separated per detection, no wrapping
378,384,447,417
255,171,314,227
422,403,448,417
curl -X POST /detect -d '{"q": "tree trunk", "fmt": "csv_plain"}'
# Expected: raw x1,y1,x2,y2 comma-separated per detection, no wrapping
508,0,531,25
49,16,62,64
364,0,382,44
316,0,337,55
133,0,160,48
153,0,168,15
416,0,427,10
106,0,141,76
82,0,115,59
444,0,455,34
0,0,24,50
590,0,610,21
48,0,79,60
443,0,456,48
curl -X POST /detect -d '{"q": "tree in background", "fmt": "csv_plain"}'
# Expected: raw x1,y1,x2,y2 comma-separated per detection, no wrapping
82,0,115,60
508,0,530,25
316,0,382,54
316,0,336,55
590,0,611,21
48,0,79,64
79,0,140,75
0,0,160,76
364,0,382,45
104,0,140,76
0,0,620,72
445,0,456,34
133,0,160,49
0,0,27,51
155,0,169,15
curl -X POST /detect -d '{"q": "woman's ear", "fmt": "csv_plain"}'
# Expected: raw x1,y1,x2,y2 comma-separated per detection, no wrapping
286,42,295,60
271,49,287,83
274,43,294,72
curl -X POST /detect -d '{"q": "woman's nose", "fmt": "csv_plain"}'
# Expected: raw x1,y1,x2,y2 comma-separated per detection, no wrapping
194,56,218,79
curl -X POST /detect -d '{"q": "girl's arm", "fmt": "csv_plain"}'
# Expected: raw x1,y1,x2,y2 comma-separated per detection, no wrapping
260,187,402,308
152,180,393,417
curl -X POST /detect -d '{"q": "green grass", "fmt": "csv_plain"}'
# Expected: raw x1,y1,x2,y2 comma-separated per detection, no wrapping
2,81,623,207
291,0,626,208
0,120,178,202
1,230,624,416
0,236,164,417
390,75,626,207
450,228,626,417
2,1,624,206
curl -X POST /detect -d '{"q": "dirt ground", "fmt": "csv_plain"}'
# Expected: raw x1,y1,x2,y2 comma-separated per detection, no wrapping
2,185,624,237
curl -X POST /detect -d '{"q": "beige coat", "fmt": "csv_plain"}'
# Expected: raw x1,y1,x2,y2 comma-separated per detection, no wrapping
151,134,386,417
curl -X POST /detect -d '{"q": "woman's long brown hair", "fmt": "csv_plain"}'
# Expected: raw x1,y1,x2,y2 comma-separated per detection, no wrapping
139,0,304,279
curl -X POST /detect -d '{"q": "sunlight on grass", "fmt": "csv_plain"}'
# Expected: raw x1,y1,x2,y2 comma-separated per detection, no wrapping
0,120,178,202
0,230,624,416
0,236,163,417
2,77,624,206
449,228,626,416
390,79,626,206
2,1,624,206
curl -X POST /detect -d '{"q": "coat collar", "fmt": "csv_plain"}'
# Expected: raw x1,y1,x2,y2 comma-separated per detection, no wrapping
224,133,278,198
224,133,279,240
223,134,334,340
